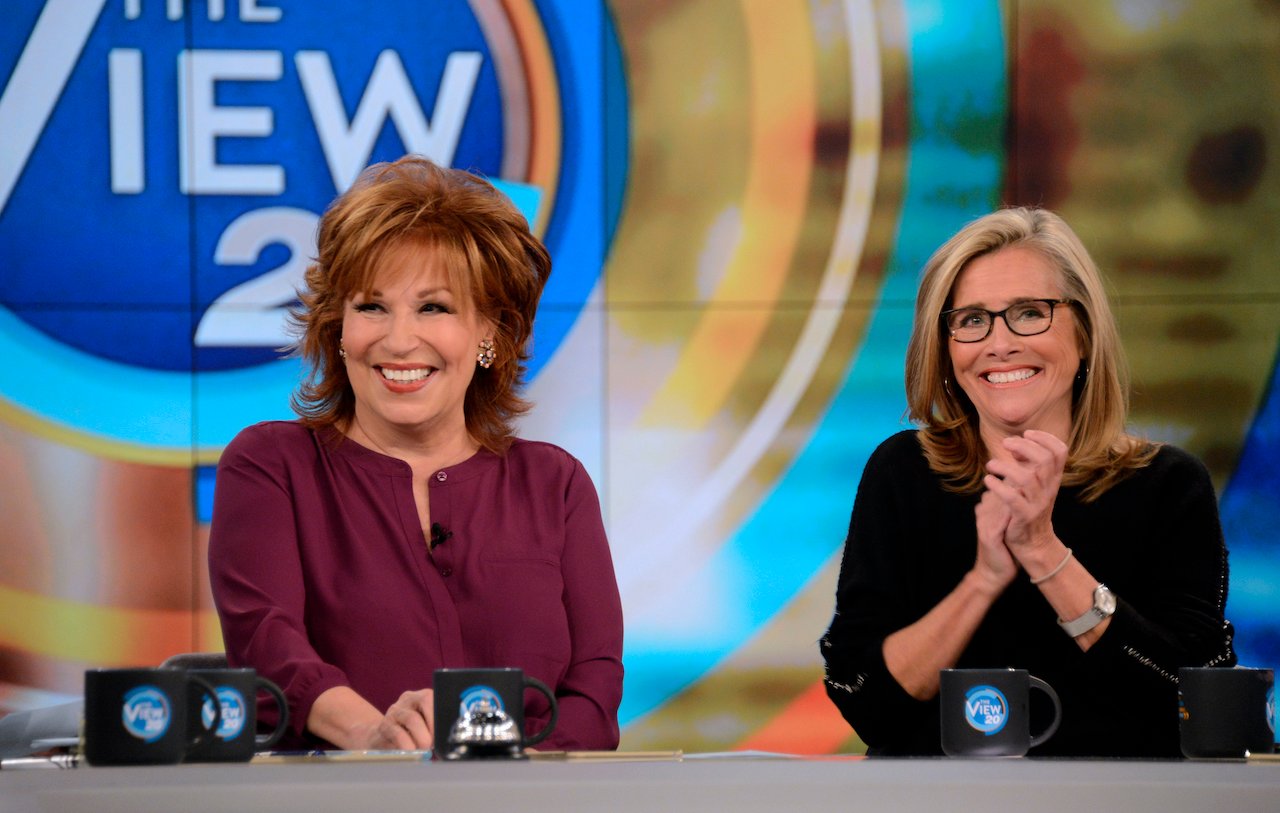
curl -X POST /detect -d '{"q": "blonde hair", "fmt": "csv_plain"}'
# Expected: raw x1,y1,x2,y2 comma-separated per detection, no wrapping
291,155,551,453
904,207,1155,501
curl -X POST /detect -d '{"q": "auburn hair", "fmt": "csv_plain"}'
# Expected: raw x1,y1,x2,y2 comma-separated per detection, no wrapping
290,155,551,453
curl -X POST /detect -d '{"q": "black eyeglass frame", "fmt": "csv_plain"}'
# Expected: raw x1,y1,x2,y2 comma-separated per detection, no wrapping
940,298,1076,343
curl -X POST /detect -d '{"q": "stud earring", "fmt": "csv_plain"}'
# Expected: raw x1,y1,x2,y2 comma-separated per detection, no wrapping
338,339,346,360
476,338,497,369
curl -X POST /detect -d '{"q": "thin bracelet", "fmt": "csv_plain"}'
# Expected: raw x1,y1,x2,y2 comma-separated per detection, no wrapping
1030,548,1073,585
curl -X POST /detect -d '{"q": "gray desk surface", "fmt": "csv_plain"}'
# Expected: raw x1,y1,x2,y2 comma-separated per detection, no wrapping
3,755,1278,813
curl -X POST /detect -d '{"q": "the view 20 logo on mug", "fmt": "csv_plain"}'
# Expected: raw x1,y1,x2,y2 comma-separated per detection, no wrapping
1268,685,1276,743
84,668,222,766
962,684,1012,734
122,685,171,741
940,668,1062,757
186,668,289,762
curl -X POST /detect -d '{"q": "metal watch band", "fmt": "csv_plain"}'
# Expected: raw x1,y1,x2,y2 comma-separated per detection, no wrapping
1058,584,1116,637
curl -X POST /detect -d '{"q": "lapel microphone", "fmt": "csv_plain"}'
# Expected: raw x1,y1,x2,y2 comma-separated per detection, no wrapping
430,522,453,549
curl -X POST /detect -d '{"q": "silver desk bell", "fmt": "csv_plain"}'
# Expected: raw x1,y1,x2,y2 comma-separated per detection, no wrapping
443,696,525,760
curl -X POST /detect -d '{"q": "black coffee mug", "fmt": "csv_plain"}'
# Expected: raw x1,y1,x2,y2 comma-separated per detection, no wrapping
84,668,221,766
432,668,558,759
940,668,1062,757
186,668,289,762
1179,666,1274,758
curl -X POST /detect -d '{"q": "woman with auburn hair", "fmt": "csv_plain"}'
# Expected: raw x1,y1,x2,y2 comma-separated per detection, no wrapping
821,207,1235,756
209,156,623,752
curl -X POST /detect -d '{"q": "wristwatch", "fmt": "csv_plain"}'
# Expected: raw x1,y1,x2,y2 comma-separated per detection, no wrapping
1058,584,1117,637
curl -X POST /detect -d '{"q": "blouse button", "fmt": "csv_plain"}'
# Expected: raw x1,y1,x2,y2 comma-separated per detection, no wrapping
435,471,447,482
440,567,453,577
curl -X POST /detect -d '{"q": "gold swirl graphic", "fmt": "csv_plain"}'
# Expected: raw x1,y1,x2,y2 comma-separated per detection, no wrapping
600,0,903,614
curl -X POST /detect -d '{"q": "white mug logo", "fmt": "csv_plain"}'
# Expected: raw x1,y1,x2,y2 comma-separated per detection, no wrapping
202,687,247,741
122,686,171,742
964,685,1009,736
1267,685,1275,735
458,685,505,717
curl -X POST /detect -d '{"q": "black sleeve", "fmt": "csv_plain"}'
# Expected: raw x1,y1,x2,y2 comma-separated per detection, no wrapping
819,433,940,751
1081,447,1236,681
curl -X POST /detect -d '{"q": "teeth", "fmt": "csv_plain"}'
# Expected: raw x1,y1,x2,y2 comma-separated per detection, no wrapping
380,367,432,382
986,369,1036,384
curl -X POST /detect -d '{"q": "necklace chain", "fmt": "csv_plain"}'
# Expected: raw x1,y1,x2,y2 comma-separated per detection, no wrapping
351,415,397,459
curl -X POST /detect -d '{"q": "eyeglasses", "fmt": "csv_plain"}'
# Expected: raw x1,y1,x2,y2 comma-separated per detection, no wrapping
941,299,1075,343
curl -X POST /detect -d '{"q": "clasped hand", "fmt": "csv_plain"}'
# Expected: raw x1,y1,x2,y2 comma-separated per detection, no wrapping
369,689,435,750
973,429,1068,588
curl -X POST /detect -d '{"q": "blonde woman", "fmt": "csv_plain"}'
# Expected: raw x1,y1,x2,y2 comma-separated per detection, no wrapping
821,207,1234,756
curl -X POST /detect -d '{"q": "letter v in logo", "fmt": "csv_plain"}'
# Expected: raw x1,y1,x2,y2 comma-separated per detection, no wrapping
0,0,107,217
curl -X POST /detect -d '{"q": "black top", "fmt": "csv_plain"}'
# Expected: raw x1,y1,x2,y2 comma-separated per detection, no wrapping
820,430,1236,757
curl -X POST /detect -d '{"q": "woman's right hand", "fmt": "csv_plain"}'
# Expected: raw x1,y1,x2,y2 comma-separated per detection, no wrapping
973,488,1017,593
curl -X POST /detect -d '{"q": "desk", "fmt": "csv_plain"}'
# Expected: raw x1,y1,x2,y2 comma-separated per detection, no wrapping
3,756,1278,813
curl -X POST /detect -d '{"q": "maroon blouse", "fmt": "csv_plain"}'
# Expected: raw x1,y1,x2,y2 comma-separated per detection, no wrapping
208,421,623,750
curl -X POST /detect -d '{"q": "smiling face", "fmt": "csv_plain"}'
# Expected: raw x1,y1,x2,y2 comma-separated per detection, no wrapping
947,246,1082,452
341,241,490,449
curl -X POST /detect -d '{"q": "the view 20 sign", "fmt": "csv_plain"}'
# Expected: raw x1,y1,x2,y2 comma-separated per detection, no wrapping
0,0,603,461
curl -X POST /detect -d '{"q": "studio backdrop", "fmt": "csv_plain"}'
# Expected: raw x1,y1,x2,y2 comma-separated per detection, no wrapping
1,0,1277,753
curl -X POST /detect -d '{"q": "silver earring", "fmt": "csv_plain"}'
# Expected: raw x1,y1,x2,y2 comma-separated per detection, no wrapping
476,338,496,369
338,339,346,360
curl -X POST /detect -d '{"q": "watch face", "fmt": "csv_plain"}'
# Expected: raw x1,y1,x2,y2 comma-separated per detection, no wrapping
1097,586,1117,615
1060,585,1117,637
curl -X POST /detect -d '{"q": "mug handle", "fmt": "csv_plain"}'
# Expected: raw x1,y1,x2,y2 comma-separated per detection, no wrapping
186,674,222,752
521,676,559,746
253,676,291,750
1028,675,1062,748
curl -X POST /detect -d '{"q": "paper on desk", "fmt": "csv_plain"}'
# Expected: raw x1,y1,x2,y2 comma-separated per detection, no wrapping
251,749,431,765
527,750,683,762
683,750,864,761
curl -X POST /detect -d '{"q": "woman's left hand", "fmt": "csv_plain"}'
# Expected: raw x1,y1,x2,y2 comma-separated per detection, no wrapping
369,689,436,750
982,429,1068,559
